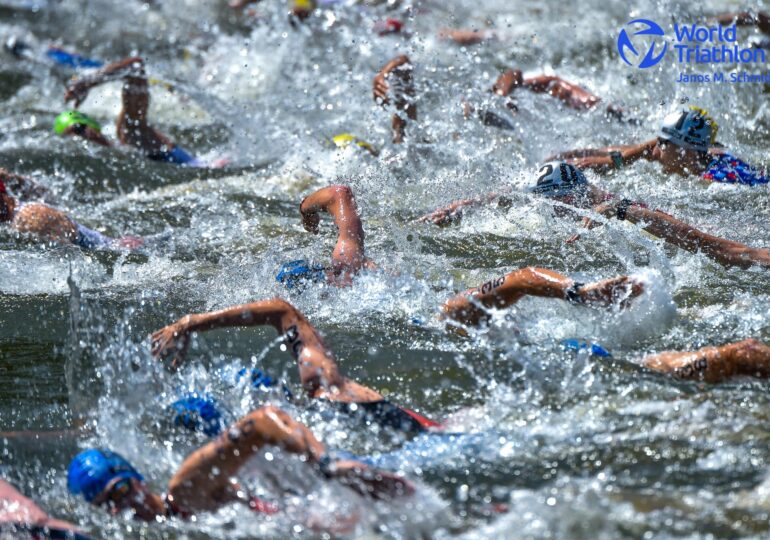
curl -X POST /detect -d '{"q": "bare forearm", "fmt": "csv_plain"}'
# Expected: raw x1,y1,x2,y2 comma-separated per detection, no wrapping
78,56,145,87
442,267,574,325
183,299,292,334
299,185,345,214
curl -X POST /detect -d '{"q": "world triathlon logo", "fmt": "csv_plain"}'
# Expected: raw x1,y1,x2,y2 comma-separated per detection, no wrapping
617,19,668,69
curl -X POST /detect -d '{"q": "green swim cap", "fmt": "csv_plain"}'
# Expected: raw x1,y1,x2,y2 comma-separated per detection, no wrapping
54,110,102,135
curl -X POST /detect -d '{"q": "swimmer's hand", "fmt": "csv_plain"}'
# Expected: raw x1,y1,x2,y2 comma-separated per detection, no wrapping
416,204,463,226
491,69,523,97
64,79,93,108
301,206,320,233
151,319,191,369
115,236,144,250
323,460,415,501
579,276,644,310
373,55,411,107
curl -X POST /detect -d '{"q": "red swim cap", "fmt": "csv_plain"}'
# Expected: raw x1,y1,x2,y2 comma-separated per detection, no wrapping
0,180,6,194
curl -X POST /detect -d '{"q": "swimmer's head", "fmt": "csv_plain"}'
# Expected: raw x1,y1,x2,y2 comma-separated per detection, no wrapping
276,259,326,290
54,110,102,136
657,106,717,153
655,107,717,175
526,161,588,199
170,394,223,437
67,449,163,519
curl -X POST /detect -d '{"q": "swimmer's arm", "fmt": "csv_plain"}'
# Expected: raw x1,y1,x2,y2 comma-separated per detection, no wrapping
643,339,770,383
300,185,367,269
438,27,494,45
712,11,770,34
0,169,48,199
65,57,146,107
168,406,325,513
152,298,355,397
415,191,511,226
441,267,642,327
548,139,657,163
0,479,82,533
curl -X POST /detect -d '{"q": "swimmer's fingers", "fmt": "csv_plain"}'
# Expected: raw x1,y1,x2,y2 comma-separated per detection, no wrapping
150,325,189,366
301,210,320,233
373,77,390,105
415,208,456,226
580,276,644,309
565,233,581,244
328,461,415,500
64,82,89,108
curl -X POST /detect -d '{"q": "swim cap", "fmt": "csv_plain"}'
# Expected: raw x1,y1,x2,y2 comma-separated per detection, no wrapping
292,0,316,11
561,338,611,357
170,394,223,437
658,106,717,152
67,449,144,503
527,161,588,197
331,133,375,154
235,368,276,389
276,259,326,289
0,181,6,194
54,110,102,135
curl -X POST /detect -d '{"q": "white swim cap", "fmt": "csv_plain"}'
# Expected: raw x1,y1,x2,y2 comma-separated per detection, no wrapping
526,161,588,197
658,106,717,152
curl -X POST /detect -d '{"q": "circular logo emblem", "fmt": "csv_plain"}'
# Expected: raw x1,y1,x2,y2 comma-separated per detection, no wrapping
617,19,668,69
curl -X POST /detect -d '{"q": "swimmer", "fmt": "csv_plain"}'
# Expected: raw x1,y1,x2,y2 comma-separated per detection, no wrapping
1,478,88,539
418,161,770,270
62,57,220,167
277,185,376,288
0,179,143,250
67,406,412,522
554,107,768,186
439,269,770,384
373,55,416,144
151,298,441,434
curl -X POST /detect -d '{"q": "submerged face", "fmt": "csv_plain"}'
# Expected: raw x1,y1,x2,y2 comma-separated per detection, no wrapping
92,477,165,521
653,138,703,175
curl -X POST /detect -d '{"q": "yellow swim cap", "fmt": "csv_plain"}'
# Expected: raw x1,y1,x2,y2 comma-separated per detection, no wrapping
688,105,718,144
332,133,375,153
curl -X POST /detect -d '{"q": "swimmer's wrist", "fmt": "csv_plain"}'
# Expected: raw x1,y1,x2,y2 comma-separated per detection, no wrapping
609,151,623,169
615,198,633,221
564,282,585,304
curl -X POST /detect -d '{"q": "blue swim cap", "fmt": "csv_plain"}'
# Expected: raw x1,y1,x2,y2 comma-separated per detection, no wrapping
234,367,294,400
276,260,326,289
561,339,612,357
171,394,223,437
67,449,144,503
235,367,275,389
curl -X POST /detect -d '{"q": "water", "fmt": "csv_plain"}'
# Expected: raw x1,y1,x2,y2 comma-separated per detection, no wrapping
1,0,770,537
